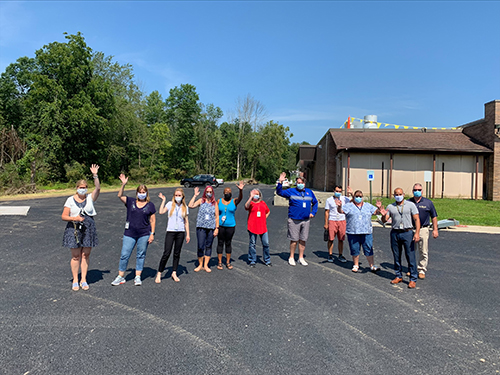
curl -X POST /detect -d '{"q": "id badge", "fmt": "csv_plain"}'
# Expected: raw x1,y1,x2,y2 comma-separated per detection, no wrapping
359,215,362,221
399,223,404,229
125,221,129,229
303,202,306,208
205,214,209,221
221,216,226,223
257,211,261,218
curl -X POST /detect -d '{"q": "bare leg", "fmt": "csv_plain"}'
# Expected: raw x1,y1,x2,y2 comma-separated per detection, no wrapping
217,253,223,269
194,257,203,272
327,240,333,256
289,241,298,260
135,270,142,277
70,248,82,284
352,255,360,267
298,240,306,260
204,255,211,272
155,271,162,283
338,240,344,256
366,255,375,267
118,270,126,277
80,247,92,284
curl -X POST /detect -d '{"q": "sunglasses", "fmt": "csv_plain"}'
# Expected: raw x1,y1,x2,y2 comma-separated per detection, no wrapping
413,189,422,191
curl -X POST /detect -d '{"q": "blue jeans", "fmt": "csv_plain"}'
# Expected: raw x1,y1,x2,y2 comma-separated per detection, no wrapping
347,233,373,256
119,235,150,272
196,228,214,257
390,230,417,281
248,231,270,265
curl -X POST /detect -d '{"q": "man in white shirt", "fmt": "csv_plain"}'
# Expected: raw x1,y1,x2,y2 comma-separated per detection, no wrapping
324,185,351,263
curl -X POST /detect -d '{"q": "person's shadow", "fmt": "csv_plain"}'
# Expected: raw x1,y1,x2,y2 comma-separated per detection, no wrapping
85,269,110,284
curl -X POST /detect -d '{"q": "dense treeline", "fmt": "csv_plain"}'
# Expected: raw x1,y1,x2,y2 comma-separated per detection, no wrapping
0,33,304,193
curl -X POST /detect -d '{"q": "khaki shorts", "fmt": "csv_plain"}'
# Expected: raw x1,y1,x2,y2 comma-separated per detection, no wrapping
328,220,346,241
287,218,310,242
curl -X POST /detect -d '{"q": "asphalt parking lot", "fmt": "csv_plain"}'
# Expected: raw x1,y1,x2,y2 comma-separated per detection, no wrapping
1,185,499,375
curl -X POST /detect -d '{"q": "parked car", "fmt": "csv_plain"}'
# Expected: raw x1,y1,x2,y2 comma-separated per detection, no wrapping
216,178,224,185
276,178,290,188
180,174,219,188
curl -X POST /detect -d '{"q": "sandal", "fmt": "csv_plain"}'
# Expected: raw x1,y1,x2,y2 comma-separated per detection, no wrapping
352,265,359,273
217,263,223,270
226,263,233,270
72,282,79,291
80,282,89,290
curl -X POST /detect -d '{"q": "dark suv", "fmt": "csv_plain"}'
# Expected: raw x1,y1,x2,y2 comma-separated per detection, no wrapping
180,174,219,188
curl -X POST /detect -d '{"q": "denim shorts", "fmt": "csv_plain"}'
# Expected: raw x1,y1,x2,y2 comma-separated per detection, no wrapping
347,233,374,257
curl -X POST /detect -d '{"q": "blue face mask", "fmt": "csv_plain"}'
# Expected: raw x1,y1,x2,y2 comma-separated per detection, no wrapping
413,190,422,198
77,188,87,196
334,192,341,198
395,195,404,203
354,197,363,204
297,183,305,190
137,193,147,200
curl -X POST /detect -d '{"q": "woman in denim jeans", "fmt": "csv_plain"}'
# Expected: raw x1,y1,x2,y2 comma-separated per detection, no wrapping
111,174,156,286
245,188,271,267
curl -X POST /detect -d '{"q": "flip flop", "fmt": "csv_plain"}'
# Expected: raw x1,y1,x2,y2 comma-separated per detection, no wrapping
80,282,89,290
72,282,79,291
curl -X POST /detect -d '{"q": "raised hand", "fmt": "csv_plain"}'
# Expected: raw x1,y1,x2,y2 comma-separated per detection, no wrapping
90,164,99,175
279,172,286,183
119,174,128,185
375,199,382,209
194,187,200,196
158,192,165,200
236,181,245,190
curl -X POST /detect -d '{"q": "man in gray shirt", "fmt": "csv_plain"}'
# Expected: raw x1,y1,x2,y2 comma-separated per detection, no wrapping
381,187,421,288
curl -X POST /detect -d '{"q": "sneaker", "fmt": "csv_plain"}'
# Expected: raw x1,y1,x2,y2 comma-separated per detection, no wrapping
298,258,308,266
370,265,380,272
327,255,334,263
111,275,125,286
338,255,347,263
288,257,296,266
134,276,142,286
265,262,273,267
249,263,256,268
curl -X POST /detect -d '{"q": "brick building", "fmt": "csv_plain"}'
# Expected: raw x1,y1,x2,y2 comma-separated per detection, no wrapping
298,100,500,200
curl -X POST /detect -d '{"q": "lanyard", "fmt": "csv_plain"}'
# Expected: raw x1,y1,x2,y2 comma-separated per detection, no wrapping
396,201,405,220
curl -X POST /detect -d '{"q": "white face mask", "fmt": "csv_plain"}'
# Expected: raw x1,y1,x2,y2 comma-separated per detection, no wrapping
77,188,87,195
395,195,404,203
253,195,260,200
175,196,182,203
137,193,147,200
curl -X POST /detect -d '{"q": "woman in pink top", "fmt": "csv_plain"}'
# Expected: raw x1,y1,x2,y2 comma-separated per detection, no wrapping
245,188,271,267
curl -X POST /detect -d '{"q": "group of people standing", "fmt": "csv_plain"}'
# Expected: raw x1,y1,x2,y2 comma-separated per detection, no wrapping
62,166,437,291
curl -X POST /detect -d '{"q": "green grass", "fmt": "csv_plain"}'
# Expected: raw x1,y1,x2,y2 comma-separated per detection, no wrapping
369,197,500,227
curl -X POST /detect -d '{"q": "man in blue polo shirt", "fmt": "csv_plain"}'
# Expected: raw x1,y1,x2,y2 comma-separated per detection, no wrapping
277,172,318,266
409,183,438,279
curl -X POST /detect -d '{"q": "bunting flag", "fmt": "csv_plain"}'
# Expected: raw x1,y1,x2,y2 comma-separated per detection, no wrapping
339,117,457,130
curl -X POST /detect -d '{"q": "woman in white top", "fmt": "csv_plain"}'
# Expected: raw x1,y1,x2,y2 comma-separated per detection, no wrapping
61,164,100,291
155,188,190,283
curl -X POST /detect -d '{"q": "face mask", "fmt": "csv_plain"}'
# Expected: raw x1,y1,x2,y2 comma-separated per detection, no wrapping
77,188,87,195
137,193,147,200
206,193,212,198
413,190,422,198
395,195,404,203
354,197,363,204
297,183,305,190
224,193,232,200
253,195,260,200
175,196,182,203
334,192,341,198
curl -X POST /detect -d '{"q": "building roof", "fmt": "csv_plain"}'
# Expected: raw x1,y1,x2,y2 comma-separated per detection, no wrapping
329,129,492,154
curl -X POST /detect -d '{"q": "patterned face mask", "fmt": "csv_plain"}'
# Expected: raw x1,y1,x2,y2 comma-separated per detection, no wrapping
137,193,147,200
77,188,87,195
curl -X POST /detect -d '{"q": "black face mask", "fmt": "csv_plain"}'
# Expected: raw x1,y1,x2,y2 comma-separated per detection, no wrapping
224,193,232,200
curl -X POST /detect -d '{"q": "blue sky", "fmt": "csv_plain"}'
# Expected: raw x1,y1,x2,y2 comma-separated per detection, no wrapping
1,1,499,144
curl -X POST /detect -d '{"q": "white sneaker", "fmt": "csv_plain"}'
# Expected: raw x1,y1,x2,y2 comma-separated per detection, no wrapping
111,275,125,286
134,276,142,286
288,257,296,266
298,258,308,266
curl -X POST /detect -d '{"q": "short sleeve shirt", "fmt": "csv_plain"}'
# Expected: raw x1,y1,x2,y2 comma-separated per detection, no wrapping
386,200,419,230
342,202,377,234
124,196,156,238
247,201,270,235
165,201,189,232
408,197,437,227
325,196,350,221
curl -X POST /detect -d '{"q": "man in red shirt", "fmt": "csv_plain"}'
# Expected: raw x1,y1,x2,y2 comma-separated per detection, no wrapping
245,188,271,267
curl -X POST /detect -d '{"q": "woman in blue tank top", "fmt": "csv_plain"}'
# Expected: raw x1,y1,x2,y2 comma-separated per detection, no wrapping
216,181,245,269
189,185,219,273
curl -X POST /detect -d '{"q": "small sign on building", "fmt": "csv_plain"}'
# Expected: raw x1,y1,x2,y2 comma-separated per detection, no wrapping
424,171,432,182
367,170,375,181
